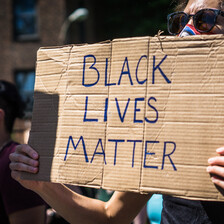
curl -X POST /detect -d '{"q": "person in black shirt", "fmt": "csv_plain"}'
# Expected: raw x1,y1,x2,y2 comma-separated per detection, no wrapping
0,80,46,224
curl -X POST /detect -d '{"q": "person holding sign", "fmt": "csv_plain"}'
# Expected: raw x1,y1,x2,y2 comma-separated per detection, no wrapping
0,80,46,224
9,0,224,223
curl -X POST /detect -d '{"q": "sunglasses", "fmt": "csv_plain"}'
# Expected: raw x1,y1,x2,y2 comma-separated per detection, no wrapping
167,8,224,35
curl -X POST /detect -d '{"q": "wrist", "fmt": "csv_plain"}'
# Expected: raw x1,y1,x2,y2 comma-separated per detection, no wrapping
36,181,62,199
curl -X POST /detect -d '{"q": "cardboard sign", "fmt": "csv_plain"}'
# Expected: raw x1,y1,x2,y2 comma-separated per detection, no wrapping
24,35,224,201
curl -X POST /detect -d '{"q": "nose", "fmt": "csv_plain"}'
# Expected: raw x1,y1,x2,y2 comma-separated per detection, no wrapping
187,17,194,26
179,23,201,37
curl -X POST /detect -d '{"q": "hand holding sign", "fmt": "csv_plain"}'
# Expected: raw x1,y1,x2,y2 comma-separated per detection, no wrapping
9,145,42,192
207,147,224,194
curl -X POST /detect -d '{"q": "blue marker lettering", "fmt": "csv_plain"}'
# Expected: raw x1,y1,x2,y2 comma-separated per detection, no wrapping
143,141,159,169
115,98,130,122
136,55,147,85
82,54,100,87
152,55,171,84
118,57,133,85
108,139,125,165
127,139,142,167
83,96,98,122
145,97,158,123
104,97,108,122
64,136,89,162
105,58,115,86
90,138,106,164
161,141,177,171
134,97,144,123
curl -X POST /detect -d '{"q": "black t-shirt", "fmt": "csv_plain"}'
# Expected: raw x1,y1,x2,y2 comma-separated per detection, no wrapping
161,195,224,224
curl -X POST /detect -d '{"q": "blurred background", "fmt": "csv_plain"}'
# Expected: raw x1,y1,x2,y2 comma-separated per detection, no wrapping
0,0,174,143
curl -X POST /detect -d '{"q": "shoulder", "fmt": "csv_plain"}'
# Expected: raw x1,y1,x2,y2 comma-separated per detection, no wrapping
3,141,18,155
0,141,18,174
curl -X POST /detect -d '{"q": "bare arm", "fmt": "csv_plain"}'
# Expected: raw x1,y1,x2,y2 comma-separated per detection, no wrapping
9,144,151,224
37,183,150,224
9,205,46,224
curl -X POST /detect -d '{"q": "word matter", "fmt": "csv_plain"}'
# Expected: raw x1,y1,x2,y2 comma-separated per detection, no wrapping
64,136,177,171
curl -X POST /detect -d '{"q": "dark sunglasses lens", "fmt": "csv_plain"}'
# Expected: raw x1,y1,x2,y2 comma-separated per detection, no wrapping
169,13,188,34
194,10,216,32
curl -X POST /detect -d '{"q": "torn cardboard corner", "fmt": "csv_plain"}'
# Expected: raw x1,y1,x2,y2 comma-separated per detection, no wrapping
23,34,224,201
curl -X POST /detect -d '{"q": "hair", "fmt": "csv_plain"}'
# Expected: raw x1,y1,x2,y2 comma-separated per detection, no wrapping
0,81,24,134
174,0,188,11
173,0,224,11
0,97,16,133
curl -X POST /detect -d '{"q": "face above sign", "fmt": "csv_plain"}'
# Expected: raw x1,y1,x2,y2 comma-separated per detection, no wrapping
184,0,224,34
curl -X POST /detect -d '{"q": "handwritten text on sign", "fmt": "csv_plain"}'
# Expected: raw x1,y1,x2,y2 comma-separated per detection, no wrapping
64,54,177,171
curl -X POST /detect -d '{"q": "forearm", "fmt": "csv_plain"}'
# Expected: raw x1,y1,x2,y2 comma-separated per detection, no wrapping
35,182,151,224
106,191,151,224
36,182,109,224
